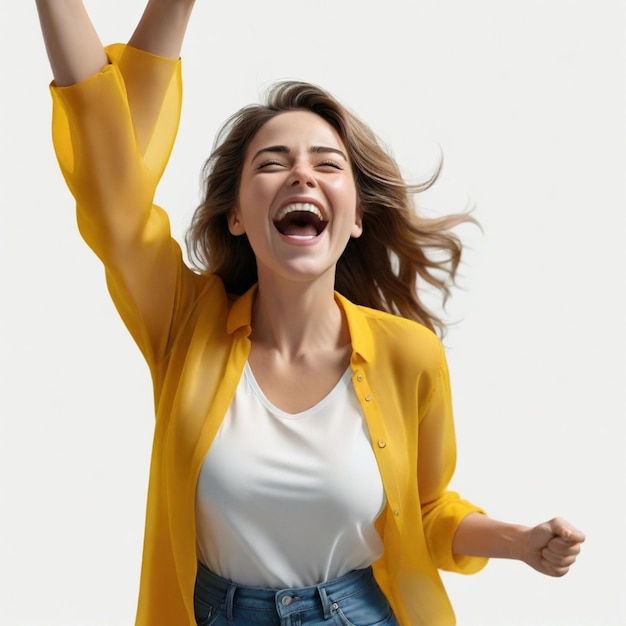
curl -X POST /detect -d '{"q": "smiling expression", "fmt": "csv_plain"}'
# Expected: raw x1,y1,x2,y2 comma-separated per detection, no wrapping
229,110,362,284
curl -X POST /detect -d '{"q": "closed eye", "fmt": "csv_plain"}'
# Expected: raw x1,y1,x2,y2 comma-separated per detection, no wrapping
317,160,343,170
257,159,286,170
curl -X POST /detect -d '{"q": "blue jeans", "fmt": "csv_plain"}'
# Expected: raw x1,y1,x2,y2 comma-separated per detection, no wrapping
194,562,399,626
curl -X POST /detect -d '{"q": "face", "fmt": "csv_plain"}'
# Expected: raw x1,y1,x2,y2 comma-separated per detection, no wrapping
229,110,362,285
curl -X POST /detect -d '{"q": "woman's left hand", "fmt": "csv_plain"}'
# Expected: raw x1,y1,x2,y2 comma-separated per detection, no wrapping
521,517,585,577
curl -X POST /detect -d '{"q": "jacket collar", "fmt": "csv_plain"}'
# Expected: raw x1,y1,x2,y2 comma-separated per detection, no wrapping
334,292,375,364
225,285,375,363
226,284,256,336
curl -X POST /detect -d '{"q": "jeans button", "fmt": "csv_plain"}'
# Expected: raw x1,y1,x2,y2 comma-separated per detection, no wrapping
281,595,293,607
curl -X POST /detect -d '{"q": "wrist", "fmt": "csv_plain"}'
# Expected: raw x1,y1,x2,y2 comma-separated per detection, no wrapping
502,523,532,560
453,513,532,560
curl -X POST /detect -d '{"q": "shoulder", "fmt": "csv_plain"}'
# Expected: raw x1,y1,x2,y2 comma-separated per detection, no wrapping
338,295,445,372
365,306,443,361
357,304,437,337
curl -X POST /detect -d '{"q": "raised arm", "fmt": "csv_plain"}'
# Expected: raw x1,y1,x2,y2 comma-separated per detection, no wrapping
37,0,200,366
36,0,196,86
129,0,197,59
35,0,107,86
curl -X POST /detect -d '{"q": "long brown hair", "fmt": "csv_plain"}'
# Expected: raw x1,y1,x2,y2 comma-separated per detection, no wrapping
186,81,476,336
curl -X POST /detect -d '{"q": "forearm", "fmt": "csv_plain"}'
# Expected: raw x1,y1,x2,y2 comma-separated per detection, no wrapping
36,0,196,88
452,512,529,560
35,0,107,86
453,511,585,578
128,0,197,59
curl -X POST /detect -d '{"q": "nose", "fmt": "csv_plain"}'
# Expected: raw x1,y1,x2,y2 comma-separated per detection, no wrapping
288,162,316,188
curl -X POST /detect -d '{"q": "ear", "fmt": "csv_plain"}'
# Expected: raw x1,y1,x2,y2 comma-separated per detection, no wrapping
228,206,246,236
351,205,363,238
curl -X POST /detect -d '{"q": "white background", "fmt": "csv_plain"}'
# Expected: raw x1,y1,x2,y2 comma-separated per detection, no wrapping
2,1,625,625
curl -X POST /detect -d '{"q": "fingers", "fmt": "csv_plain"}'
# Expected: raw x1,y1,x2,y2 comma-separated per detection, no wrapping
525,517,585,577
548,516,586,545
539,559,574,577
539,518,584,576
543,541,580,561
540,545,580,577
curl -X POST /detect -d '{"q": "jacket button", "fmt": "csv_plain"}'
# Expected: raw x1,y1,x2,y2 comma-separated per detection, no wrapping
357,374,364,382
377,440,386,448
365,394,372,402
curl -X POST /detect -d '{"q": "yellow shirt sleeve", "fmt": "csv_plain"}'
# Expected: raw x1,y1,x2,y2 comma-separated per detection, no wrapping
49,44,197,367
418,346,488,574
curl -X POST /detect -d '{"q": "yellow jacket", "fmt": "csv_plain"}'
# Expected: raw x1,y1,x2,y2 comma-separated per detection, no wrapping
49,44,487,626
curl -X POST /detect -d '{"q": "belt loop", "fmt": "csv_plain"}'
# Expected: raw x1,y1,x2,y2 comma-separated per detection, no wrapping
317,585,334,620
225,583,237,621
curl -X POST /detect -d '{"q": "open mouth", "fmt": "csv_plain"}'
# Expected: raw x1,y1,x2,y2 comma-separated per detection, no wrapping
273,202,328,239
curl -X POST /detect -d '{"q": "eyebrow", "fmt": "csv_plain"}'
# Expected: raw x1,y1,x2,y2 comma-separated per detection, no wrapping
251,145,348,162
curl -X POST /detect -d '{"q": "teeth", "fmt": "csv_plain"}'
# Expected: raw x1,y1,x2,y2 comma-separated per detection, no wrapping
274,202,324,222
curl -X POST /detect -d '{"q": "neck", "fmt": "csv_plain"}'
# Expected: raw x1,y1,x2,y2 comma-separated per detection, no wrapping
251,272,348,360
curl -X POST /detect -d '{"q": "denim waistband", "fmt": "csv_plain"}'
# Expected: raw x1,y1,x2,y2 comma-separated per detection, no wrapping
195,562,375,620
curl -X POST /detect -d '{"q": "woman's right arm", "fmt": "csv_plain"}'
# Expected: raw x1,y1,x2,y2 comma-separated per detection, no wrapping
35,0,107,86
36,0,199,366
35,0,196,84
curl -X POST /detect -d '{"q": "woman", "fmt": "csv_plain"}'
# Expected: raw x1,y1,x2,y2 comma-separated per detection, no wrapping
35,1,584,625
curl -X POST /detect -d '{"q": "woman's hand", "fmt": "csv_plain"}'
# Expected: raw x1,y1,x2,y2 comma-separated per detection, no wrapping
520,517,585,577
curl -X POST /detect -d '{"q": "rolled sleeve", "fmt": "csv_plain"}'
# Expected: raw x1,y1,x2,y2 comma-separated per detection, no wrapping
418,346,488,574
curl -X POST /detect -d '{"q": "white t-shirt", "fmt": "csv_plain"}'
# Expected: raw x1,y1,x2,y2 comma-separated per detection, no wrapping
195,362,385,588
